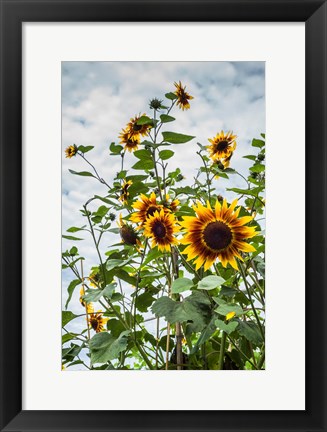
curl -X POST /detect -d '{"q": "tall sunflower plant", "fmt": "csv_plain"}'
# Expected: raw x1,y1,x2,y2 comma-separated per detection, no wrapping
62,81,265,371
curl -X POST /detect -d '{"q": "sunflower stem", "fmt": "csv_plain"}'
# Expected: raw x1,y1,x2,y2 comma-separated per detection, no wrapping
257,347,265,369
171,246,183,370
197,150,211,201
238,260,265,341
218,331,227,370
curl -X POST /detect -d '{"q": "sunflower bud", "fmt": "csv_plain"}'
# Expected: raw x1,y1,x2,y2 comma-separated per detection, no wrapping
109,212,116,221
217,161,225,170
120,225,139,246
149,97,163,111
257,153,265,161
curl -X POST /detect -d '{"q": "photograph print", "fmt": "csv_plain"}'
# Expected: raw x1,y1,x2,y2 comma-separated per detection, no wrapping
62,61,265,371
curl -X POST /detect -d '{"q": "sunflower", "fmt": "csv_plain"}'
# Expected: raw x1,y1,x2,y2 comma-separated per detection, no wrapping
130,192,164,226
87,305,109,333
119,128,140,152
180,199,256,271
89,270,100,288
79,287,86,307
117,214,141,247
207,131,237,163
143,209,179,252
65,144,78,158
174,81,194,110
119,179,133,204
126,113,152,138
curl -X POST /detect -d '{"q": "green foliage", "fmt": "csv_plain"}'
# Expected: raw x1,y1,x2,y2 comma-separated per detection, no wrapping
68,169,96,178
171,277,194,294
198,275,225,291
162,131,195,144
90,331,130,364
62,311,79,327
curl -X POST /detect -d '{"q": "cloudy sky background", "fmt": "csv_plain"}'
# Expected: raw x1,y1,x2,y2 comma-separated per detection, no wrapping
62,61,265,369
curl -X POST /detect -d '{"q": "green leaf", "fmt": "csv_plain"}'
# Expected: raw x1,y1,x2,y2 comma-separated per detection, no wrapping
106,258,132,271
162,131,195,144
158,335,175,352
65,279,81,309
159,149,174,160
171,277,194,294
133,149,152,161
252,139,265,148
227,186,264,197
191,315,218,353
90,331,130,364
237,320,264,345
82,289,103,303
78,145,94,154
160,114,175,123
215,319,239,335
136,115,153,126
135,292,156,313
68,169,96,178
62,311,79,327
127,181,149,198
62,235,83,241
215,302,244,317
250,164,265,173
165,92,178,100
198,275,225,290
62,332,78,344
243,155,257,161
131,159,154,170
110,142,123,154
152,291,211,332
69,246,78,255
66,226,85,233
93,205,109,218
114,269,137,286
103,283,116,299
219,286,238,298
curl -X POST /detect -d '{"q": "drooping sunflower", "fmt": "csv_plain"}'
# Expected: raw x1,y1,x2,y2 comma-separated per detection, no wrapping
143,209,180,252
126,113,152,138
65,144,78,158
130,192,164,226
88,270,101,288
119,179,133,204
207,131,237,163
87,305,109,333
117,214,141,247
163,194,180,212
180,199,256,271
174,81,194,110
119,128,140,152
79,287,86,307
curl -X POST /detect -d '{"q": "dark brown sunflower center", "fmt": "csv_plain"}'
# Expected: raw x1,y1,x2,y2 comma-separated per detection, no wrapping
203,221,232,251
216,140,229,152
152,221,166,239
133,123,142,132
147,206,160,217
120,226,138,245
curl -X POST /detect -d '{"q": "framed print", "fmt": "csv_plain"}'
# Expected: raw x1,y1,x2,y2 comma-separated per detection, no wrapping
0,1,326,431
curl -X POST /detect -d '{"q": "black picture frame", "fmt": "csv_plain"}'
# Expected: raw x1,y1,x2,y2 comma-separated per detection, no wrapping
0,1,326,431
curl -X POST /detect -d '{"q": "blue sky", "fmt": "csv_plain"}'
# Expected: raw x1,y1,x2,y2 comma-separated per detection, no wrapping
62,61,265,368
